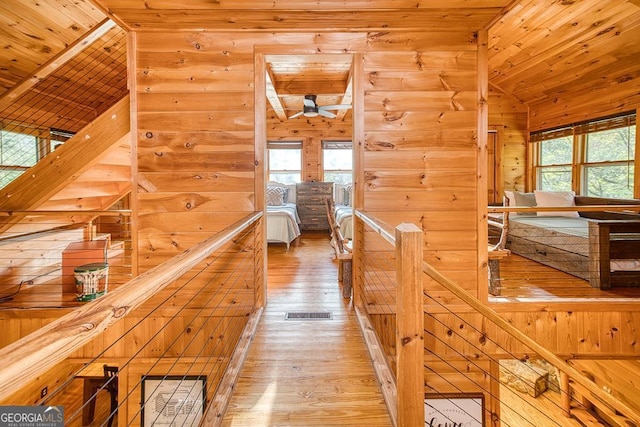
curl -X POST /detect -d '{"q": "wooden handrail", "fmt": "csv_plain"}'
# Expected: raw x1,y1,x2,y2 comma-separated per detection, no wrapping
355,210,396,245
0,211,262,401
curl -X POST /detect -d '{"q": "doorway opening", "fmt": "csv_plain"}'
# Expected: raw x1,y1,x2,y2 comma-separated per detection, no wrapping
257,51,358,297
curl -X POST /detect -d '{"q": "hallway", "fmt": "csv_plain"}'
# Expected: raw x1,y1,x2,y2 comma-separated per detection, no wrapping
221,232,393,426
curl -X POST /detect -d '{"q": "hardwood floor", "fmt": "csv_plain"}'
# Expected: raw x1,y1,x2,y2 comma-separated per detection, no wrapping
499,383,582,427
494,254,640,301
0,246,131,309
221,231,393,426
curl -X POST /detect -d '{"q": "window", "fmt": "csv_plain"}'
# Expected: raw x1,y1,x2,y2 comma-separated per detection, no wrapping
531,112,636,199
50,128,74,152
582,122,635,199
268,141,302,184
0,128,39,187
536,135,573,191
322,140,352,184
0,126,75,188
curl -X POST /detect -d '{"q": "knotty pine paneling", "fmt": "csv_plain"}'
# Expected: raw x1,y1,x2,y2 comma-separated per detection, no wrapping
362,39,480,293
135,31,259,270
134,29,481,278
530,88,640,132
427,310,640,358
488,86,528,193
0,310,73,350
268,118,353,182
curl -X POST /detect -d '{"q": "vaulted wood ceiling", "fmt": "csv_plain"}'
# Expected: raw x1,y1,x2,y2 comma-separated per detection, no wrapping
1,0,639,130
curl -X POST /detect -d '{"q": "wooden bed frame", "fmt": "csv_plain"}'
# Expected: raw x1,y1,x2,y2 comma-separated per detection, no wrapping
588,220,640,289
506,196,640,290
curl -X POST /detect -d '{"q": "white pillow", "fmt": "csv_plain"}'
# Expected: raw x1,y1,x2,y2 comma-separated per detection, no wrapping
266,186,286,206
534,190,579,217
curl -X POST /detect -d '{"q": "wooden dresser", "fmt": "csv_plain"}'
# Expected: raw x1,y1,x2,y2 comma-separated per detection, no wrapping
296,182,333,231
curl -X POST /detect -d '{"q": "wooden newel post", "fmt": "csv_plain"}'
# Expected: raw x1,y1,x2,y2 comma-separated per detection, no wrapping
395,223,424,426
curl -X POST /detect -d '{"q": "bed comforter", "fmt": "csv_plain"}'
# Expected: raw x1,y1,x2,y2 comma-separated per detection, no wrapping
267,203,301,250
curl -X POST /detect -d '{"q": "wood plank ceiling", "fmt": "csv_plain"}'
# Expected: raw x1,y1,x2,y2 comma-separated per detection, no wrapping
0,0,128,133
1,0,639,129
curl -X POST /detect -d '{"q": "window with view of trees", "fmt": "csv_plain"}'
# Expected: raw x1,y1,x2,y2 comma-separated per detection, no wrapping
322,140,352,184
0,129,39,188
537,135,573,191
0,127,75,188
584,126,635,198
267,141,302,184
532,112,636,199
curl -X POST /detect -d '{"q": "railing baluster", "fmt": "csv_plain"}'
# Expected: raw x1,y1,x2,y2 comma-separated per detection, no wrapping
395,223,424,426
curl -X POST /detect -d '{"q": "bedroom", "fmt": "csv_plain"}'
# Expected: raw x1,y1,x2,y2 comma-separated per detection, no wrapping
263,54,355,258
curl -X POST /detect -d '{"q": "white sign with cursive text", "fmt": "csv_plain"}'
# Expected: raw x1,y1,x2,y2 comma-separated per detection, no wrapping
424,394,484,427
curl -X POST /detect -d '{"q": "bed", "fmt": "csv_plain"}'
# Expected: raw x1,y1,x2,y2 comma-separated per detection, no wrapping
266,182,301,250
505,191,640,289
333,183,353,240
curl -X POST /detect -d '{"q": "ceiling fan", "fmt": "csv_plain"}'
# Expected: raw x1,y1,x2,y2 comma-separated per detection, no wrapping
288,94,351,119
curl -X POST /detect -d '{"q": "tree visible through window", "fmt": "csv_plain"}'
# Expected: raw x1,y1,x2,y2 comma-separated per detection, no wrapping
537,136,573,191
0,129,39,187
584,126,635,199
532,112,636,199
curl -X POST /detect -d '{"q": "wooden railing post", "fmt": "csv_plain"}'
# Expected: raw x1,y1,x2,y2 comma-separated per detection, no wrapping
395,223,424,426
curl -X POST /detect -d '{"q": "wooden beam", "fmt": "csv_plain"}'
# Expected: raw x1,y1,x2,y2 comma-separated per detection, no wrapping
87,9,501,32
477,29,489,302
0,95,130,213
336,61,354,121
274,80,347,96
265,65,288,121
0,18,117,112
255,52,268,309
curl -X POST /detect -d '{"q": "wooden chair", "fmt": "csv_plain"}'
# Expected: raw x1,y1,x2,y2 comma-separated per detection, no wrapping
103,364,118,427
325,197,353,298
488,197,510,296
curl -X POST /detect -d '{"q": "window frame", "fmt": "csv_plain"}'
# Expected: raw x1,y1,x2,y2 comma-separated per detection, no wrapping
267,140,303,184
321,140,353,184
531,112,637,199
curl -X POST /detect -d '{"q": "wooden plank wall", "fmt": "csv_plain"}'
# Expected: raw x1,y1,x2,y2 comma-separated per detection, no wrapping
130,27,491,417
133,28,480,285
488,86,528,193
135,32,257,271
0,227,85,293
267,116,352,182
529,78,640,133
363,31,481,295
